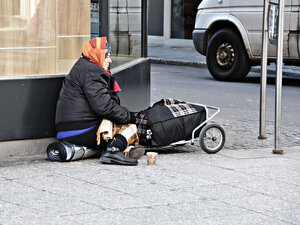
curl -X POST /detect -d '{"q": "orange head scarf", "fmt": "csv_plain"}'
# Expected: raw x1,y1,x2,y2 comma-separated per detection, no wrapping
81,37,121,93
81,37,107,68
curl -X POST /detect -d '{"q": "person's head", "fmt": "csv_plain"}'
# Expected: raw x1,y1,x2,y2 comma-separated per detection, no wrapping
81,37,112,70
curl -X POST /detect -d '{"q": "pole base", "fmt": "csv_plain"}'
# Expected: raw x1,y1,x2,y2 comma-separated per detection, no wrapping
273,149,283,154
258,136,268,140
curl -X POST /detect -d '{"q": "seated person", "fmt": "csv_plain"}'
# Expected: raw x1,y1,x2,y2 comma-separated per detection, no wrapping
55,37,142,166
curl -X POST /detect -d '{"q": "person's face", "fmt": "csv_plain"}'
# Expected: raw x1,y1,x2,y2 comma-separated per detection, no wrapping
103,53,112,70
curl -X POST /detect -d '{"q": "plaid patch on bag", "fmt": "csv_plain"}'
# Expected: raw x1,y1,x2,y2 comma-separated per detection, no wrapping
163,98,184,105
163,98,197,117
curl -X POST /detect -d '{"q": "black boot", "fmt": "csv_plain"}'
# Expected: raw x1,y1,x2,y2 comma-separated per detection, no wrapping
100,146,138,165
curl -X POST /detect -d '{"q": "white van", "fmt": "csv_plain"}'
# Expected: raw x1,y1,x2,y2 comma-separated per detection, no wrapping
192,0,300,81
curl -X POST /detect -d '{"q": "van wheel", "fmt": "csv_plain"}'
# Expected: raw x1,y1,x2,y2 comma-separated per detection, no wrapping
206,28,251,81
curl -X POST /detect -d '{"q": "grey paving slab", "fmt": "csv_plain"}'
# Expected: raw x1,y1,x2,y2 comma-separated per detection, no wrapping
1,164,126,199
118,204,198,224
0,198,81,225
62,210,143,225
130,188,210,207
0,163,48,180
181,184,256,201
285,154,300,160
82,193,149,210
125,166,217,189
167,199,250,220
0,196,74,225
275,209,300,225
218,148,282,159
282,146,300,160
229,179,300,204
0,216,75,225
155,219,205,225
236,165,300,186
152,172,218,189
186,213,291,225
99,177,174,195
218,147,300,159
221,194,300,224
0,182,102,216
206,155,300,171
186,164,265,184
0,199,43,220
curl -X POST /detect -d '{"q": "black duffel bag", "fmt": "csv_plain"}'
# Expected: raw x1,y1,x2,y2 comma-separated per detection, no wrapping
136,99,206,147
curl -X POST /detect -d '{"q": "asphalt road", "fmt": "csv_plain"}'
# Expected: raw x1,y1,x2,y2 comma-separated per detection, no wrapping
150,64,300,150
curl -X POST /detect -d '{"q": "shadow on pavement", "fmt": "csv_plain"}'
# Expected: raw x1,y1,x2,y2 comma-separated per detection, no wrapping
144,144,197,155
244,74,300,87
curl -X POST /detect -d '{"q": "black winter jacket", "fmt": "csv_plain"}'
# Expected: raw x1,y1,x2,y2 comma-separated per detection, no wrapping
55,57,133,132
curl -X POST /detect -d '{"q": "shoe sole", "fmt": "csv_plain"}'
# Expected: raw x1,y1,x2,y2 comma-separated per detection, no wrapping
100,156,138,166
129,148,145,159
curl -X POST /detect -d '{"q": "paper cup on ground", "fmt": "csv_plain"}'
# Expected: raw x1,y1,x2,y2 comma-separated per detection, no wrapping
146,152,158,165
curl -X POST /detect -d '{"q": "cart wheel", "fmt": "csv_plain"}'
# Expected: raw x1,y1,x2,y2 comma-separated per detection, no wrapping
199,124,225,154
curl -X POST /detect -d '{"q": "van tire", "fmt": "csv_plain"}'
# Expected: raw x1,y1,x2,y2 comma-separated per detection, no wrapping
206,28,251,81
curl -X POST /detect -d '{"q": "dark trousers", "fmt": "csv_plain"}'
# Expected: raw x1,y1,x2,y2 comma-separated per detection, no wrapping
59,126,106,150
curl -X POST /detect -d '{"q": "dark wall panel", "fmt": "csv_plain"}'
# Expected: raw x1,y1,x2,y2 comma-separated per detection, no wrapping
148,0,164,36
115,59,150,112
0,77,64,141
0,59,150,141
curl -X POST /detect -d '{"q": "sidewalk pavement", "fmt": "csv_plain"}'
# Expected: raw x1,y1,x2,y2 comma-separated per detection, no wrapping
0,145,299,225
148,42,300,78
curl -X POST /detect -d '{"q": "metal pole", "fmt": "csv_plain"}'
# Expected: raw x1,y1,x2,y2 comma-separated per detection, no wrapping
259,0,269,140
163,0,172,39
273,0,285,154
99,0,110,42
141,0,148,57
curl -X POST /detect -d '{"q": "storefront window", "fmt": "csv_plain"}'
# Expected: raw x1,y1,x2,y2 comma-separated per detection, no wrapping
109,0,141,68
90,0,99,39
0,0,90,77
0,0,145,77
171,0,201,39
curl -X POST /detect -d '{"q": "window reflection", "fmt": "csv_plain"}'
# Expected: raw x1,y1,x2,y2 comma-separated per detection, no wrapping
171,0,202,39
0,0,90,77
109,0,141,68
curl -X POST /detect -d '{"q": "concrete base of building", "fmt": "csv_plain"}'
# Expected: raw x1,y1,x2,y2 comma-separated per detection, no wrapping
0,138,56,159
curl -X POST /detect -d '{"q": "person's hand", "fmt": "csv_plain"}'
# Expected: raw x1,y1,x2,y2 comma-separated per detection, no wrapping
130,112,137,124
